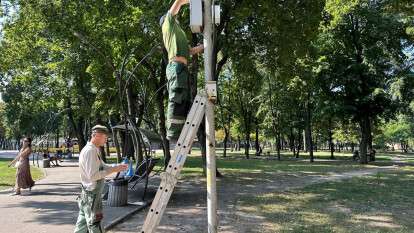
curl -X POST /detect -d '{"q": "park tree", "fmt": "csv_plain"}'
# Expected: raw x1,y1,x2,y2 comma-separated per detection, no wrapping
0,1,175,163
380,115,413,152
216,66,234,157
317,0,412,163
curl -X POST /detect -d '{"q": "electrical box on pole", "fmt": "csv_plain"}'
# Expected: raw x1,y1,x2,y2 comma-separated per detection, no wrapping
190,0,203,33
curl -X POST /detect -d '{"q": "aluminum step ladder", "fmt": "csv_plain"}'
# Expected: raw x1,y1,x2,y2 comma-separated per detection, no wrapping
141,93,207,233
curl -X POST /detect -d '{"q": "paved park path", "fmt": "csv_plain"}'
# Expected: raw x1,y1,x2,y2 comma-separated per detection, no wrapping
0,160,81,233
0,154,148,233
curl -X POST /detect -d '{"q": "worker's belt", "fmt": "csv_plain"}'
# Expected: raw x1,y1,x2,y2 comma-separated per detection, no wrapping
169,56,188,65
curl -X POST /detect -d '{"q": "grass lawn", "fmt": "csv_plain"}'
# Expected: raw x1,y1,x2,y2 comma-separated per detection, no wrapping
237,166,414,233
108,149,386,180
0,158,44,190
106,149,405,179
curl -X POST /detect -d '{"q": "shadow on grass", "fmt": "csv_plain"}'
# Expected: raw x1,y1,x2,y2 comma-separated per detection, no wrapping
236,169,414,233
181,156,376,175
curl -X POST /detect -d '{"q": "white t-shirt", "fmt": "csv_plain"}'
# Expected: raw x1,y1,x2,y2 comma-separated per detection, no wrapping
79,142,111,191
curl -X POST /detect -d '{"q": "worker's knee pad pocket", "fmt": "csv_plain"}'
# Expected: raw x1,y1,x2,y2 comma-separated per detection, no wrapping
172,101,190,116
167,63,189,92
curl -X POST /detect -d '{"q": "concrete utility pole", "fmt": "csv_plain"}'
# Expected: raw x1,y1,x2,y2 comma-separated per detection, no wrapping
203,0,218,232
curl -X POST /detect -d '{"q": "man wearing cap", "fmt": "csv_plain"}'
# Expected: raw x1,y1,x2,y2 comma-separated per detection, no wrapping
160,0,204,140
74,125,128,233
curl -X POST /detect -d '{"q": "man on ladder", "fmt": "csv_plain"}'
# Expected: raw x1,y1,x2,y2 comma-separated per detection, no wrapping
141,1,217,232
159,0,204,140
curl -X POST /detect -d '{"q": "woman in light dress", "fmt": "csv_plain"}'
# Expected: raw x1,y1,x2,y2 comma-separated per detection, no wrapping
8,137,35,195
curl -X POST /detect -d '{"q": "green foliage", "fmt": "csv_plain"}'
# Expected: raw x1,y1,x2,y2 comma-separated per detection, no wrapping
375,115,414,150
333,124,359,145
317,0,409,122
0,0,413,154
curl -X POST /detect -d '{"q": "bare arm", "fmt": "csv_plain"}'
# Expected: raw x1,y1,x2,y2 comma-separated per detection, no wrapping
89,164,128,181
190,44,204,55
169,0,189,16
7,149,27,167
82,151,128,182
8,156,20,167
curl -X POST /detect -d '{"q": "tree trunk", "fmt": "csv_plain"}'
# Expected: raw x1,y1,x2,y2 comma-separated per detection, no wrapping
305,93,314,162
329,123,335,160
66,98,86,150
121,131,133,159
255,119,260,156
359,116,370,164
136,134,144,163
367,120,373,161
197,117,207,174
109,119,122,163
276,131,281,161
245,131,250,159
125,82,144,164
223,127,229,157
303,130,307,152
55,127,60,148
76,119,87,150
295,131,301,158
290,128,295,157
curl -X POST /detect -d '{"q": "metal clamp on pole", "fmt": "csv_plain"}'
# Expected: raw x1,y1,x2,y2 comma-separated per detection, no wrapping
206,81,217,103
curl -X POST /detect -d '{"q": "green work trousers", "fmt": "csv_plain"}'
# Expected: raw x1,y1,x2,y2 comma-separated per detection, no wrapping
74,179,104,233
166,61,191,140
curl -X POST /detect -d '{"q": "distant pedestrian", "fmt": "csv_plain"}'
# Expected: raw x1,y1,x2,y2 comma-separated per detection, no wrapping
8,137,35,195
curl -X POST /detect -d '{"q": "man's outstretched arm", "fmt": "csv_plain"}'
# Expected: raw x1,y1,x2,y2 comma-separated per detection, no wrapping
170,0,189,16
190,44,204,55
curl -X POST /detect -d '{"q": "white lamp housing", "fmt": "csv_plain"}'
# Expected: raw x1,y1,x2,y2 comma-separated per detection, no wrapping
190,0,203,33
212,5,221,25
